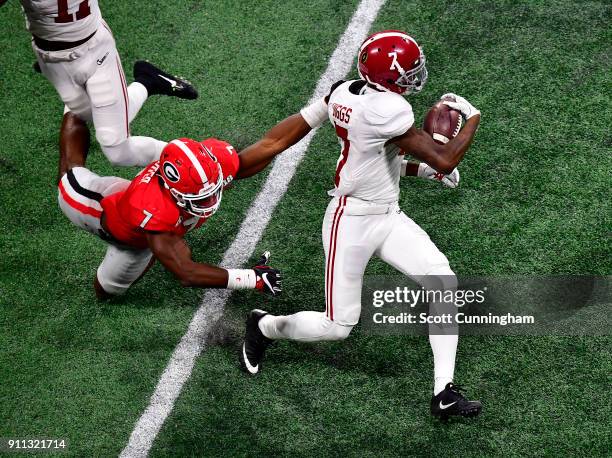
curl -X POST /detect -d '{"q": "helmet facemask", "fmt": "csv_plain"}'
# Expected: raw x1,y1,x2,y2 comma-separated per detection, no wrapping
396,50,428,95
169,162,224,218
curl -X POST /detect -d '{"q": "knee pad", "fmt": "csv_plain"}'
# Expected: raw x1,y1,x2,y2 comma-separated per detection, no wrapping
322,319,353,341
61,91,92,121
96,246,153,295
425,265,458,291
65,102,92,122
329,322,353,340
101,141,133,166
96,126,125,149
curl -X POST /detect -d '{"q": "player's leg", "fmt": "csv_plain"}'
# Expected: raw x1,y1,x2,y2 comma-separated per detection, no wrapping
57,113,129,233
241,197,379,374
257,311,352,342
87,26,197,166
376,210,481,418
33,45,93,122
87,47,166,166
95,245,154,297
57,112,91,182
58,166,129,237
85,25,162,166
57,155,148,299
375,210,458,394
261,197,374,339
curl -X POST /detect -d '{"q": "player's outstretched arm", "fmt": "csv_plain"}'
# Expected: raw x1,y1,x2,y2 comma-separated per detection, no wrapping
146,232,282,295
236,113,312,180
393,95,480,174
147,231,229,288
236,96,329,180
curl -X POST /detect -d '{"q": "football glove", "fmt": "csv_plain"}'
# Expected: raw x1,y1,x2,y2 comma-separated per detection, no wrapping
441,93,480,120
418,163,460,188
252,251,282,296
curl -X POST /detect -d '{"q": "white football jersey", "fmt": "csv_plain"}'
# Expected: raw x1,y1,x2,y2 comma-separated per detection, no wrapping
20,0,101,42
326,80,414,203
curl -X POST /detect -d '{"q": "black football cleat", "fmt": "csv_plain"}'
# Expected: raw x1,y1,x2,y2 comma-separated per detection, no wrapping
239,309,273,375
133,60,198,99
430,383,482,421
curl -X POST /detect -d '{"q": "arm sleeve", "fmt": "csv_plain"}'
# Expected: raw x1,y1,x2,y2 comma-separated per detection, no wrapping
300,98,328,129
365,95,415,140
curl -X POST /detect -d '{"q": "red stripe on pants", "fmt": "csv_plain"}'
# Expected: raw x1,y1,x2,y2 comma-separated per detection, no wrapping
115,57,130,136
58,180,102,218
326,196,346,320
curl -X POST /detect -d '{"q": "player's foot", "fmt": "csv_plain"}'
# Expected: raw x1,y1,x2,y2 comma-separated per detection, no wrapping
239,309,273,375
133,60,198,100
430,383,482,421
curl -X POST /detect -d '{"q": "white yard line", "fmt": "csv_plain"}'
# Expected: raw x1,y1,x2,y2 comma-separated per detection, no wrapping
120,1,386,455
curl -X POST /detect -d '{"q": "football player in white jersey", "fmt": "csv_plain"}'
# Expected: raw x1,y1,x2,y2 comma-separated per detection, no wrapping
238,30,482,420
10,0,197,166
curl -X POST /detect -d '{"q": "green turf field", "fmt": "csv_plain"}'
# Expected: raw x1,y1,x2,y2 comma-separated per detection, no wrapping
0,0,610,456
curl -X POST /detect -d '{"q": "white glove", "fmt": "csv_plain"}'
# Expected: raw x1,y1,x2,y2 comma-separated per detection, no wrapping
441,93,480,120
417,162,460,188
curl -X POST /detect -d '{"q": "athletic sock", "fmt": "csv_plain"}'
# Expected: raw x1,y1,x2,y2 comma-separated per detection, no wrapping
258,315,280,339
429,333,458,395
127,82,149,123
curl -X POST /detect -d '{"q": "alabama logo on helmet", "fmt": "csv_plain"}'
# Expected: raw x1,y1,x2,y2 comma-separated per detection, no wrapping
357,30,428,95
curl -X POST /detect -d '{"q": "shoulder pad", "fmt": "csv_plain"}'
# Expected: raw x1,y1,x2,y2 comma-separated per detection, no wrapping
364,93,414,138
325,80,346,103
348,80,367,95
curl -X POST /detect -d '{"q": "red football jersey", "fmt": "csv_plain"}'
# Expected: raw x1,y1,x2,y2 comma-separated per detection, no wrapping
101,140,240,249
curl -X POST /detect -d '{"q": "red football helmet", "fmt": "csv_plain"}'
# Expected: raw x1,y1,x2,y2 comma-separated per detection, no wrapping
357,30,428,95
159,138,224,218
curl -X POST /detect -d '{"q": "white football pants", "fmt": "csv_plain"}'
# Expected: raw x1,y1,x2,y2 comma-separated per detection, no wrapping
58,167,153,295
33,22,166,166
259,196,459,393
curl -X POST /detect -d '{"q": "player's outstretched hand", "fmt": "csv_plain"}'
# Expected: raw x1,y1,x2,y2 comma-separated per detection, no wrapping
252,251,282,296
441,93,480,120
417,163,460,188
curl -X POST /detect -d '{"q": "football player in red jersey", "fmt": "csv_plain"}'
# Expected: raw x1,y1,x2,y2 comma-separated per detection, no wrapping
57,112,286,298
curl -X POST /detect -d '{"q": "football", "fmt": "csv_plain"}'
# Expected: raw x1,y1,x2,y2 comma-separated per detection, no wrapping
423,97,462,144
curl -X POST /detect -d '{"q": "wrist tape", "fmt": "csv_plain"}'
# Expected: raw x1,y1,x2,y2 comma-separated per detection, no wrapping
226,269,257,289
400,159,409,177
417,162,430,177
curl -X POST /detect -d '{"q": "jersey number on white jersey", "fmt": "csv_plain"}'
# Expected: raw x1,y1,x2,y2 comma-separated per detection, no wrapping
334,124,350,186
55,0,91,23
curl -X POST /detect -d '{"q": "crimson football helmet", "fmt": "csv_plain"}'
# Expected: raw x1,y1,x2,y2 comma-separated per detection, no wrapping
159,138,224,218
357,30,428,95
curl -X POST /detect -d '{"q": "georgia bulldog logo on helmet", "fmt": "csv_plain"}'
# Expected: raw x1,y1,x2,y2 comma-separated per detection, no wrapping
159,138,224,218
357,30,428,95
